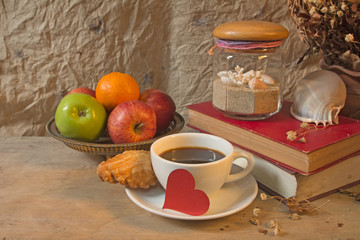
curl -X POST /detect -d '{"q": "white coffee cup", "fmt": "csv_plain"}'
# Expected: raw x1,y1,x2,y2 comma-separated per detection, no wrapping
150,132,254,196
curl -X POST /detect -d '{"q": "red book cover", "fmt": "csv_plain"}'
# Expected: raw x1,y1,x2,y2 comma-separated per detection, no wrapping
187,101,360,153
189,123,360,175
187,101,360,174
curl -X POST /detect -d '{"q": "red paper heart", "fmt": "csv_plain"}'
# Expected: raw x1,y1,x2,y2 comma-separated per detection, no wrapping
162,169,210,216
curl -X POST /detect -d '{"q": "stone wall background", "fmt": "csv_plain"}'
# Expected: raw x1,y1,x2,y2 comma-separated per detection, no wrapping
0,0,322,136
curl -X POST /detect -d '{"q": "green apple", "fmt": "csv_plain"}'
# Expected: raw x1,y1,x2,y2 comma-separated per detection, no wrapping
55,93,107,142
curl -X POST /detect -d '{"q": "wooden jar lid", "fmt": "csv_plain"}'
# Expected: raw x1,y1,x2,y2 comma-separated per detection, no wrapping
213,20,289,41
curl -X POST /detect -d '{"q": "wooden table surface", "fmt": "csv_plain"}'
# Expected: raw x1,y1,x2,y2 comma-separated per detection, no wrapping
1,137,359,240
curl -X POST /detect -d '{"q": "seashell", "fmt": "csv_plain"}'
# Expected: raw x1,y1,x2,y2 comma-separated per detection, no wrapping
96,150,157,189
234,73,243,83
228,71,235,82
261,74,275,85
243,70,255,80
235,65,244,74
217,71,228,78
255,70,264,78
220,76,231,84
290,70,347,125
249,78,268,90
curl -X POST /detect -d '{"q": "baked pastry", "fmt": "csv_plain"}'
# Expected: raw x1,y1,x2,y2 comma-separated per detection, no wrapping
97,150,157,189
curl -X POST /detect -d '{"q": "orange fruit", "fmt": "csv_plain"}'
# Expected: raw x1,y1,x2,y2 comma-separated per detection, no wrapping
96,72,140,111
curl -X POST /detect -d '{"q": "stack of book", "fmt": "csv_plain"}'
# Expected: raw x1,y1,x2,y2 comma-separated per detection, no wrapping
187,101,360,201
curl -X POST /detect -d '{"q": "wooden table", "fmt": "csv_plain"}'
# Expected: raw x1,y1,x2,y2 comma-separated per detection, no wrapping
1,137,359,239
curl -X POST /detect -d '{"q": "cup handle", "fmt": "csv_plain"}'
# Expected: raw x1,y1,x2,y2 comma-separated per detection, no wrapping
225,151,254,183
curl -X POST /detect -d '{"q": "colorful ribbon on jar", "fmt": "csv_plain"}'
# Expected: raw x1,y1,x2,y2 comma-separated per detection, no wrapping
208,39,284,55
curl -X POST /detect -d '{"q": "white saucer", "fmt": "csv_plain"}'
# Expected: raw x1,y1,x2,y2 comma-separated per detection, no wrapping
125,172,258,220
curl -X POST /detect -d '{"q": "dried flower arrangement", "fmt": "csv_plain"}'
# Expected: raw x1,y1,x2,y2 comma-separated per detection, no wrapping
288,0,360,71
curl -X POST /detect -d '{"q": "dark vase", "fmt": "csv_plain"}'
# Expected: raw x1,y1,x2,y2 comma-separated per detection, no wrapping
320,59,360,120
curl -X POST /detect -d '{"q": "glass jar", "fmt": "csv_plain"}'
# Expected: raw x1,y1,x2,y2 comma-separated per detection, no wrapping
209,21,289,120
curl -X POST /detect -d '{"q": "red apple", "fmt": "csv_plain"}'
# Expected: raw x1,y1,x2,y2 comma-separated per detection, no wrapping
66,87,96,98
107,100,157,144
139,89,176,134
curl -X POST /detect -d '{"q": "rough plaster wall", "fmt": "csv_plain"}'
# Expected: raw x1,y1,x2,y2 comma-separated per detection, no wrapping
0,0,320,136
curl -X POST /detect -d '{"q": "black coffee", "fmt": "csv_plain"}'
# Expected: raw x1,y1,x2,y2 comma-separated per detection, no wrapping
159,147,225,164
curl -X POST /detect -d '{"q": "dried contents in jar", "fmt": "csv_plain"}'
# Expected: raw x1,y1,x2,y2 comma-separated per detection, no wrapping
210,20,289,120
212,65,280,115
